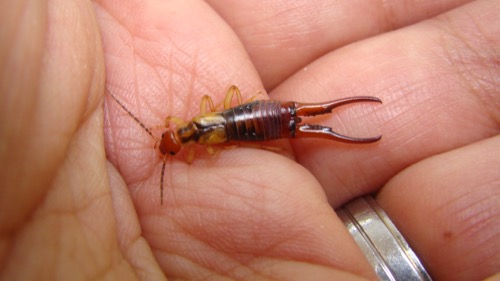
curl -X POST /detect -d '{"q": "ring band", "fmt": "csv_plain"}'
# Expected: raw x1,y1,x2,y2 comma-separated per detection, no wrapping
337,195,433,281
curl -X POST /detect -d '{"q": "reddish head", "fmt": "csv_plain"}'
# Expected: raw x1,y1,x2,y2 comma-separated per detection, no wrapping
159,130,182,156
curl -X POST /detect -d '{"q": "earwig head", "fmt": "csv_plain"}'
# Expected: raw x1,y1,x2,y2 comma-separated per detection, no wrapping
159,130,182,156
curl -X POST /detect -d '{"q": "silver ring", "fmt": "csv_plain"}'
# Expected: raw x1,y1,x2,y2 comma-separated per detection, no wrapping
337,195,433,281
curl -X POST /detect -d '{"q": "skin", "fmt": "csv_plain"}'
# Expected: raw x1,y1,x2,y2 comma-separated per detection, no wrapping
0,0,498,280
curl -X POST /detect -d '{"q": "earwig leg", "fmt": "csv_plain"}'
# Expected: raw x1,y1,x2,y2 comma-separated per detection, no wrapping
260,145,283,152
165,116,185,127
185,146,195,164
200,95,218,114
294,96,382,143
295,96,382,117
245,91,265,103
251,91,264,101
208,143,283,156
223,85,244,109
223,85,266,109
222,144,239,150
230,143,284,152
206,145,218,156
296,124,381,143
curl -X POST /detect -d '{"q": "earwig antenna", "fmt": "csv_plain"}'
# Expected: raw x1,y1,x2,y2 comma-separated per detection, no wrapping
106,88,168,204
160,157,167,205
106,89,156,140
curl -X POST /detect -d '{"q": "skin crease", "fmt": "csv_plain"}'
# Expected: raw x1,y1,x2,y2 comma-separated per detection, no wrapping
0,1,498,281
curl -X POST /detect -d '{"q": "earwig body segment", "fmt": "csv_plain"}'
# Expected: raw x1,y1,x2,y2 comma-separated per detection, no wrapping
107,86,382,204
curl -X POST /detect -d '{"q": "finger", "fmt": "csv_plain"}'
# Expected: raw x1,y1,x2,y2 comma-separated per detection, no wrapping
272,0,500,206
0,0,120,280
143,148,377,280
107,161,167,281
377,135,500,281
208,0,473,89
0,0,103,235
99,0,263,119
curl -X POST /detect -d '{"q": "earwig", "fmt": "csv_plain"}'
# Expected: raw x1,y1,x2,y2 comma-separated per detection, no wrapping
107,85,382,204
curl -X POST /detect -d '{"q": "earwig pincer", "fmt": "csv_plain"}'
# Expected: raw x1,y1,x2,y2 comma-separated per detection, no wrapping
108,85,382,203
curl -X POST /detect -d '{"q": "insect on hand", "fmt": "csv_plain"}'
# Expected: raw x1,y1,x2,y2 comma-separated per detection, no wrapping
107,85,382,204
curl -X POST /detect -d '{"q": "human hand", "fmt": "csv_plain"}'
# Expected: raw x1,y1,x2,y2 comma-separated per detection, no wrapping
1,0,498,280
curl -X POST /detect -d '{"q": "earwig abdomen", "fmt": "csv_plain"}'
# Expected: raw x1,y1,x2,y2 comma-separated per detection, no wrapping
222,100,295,141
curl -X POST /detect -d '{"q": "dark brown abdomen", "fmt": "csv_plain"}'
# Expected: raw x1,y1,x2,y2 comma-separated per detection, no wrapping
222,100,291,141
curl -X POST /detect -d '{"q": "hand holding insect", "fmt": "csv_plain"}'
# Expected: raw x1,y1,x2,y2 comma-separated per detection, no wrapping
2,1,498,281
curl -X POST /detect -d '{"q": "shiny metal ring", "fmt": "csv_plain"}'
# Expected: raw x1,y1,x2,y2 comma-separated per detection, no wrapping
337,195,433,281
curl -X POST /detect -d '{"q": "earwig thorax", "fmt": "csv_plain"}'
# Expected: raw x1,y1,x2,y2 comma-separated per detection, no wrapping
177,122,197,143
